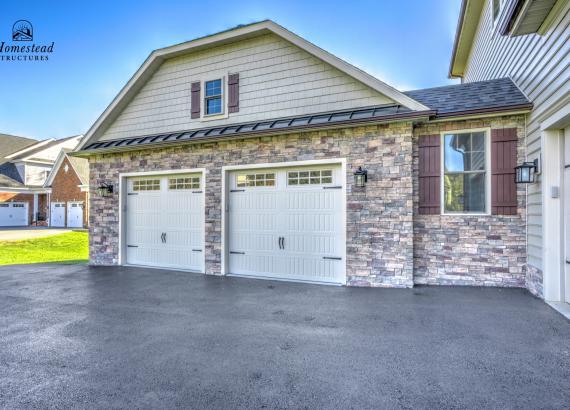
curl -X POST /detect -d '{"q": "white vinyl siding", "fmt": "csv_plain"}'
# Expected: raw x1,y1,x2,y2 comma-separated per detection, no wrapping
463,0,570,271
99,33,394,141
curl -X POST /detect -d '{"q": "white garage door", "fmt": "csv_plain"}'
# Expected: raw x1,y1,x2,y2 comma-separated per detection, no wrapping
50,203,65,227
67,202,83,228
125,173,204,272
228,165,345,284
0,202,28,227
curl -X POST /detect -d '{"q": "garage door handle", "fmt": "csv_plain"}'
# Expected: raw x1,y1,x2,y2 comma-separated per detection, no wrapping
230,251,245,255
323,186,342,189
323,256,342,260
278,237,283,249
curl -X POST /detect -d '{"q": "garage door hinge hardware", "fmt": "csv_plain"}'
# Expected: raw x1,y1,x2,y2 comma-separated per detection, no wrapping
566,260,570,264
161,233,167,243
230,189,245,193
127,193,138,195
192,190,203,193
230,251,245,255
127,245,138,248
323,186,342,190
192,249,202,252
323,256,342,260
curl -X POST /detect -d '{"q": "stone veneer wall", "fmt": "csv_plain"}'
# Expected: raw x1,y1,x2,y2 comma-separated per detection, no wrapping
526,264,543,298
412,115,527,287
89,122,415,287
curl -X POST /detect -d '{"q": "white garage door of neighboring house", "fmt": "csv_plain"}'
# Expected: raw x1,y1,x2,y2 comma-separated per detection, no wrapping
125,173,204,272
228,165,345,284
0,202,28,227
67,202,83,228
50,203,65,227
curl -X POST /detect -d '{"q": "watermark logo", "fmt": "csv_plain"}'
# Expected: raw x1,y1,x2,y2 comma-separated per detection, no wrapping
1,20,54,62
12,20,33,41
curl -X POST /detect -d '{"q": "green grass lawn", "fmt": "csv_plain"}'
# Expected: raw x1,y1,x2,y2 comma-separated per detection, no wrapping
0,231,89,265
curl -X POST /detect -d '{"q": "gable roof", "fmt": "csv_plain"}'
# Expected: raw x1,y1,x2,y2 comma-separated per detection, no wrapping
6,135,82,163
404,77,532,118
449,0,485,78
76,20,429,151
44,149,89,187
0,133,37,161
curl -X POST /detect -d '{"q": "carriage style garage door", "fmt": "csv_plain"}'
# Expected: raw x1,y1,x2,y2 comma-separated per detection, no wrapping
125,173,204,272
0,202,28,227
50,203,65,227
228,164,345,284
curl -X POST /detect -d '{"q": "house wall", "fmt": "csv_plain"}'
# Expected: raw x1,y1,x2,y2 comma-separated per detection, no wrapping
50,157,88,227
461,0,570,292
24,163,51,186
412,115,527,288
98,33,394,142
89,122,415,287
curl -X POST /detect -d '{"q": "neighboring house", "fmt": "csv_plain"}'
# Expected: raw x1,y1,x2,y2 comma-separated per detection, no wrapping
75,20,535,290
0,135,82,226
43,149,89,228
449,0,569,304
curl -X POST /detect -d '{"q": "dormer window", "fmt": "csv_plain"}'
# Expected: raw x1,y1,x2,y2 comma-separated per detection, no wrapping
205,79,223,115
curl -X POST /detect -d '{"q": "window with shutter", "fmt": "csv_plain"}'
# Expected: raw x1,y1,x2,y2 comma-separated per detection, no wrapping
418,135,441,215
491,128,518,215
191,81,201,119
228,73,239,113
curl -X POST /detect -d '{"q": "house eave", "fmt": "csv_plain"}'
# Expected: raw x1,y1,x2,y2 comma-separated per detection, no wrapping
449,0,485,78
72,110,435,158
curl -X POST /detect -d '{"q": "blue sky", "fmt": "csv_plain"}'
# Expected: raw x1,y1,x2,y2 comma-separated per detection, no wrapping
0,0,462,140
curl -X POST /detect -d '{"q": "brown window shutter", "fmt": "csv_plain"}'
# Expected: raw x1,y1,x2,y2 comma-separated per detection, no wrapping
191,81,201,119
491,128,518,215
228,73,239,113
418,134,441,215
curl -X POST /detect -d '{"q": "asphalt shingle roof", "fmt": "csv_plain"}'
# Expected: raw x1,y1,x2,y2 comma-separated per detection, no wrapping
404,77,531,117
0,133,37,187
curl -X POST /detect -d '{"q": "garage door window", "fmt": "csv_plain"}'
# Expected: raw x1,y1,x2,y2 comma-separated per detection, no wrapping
0,204,8,208
288,170,333,186
133,179,161,191
12,204,24,208
169,176,200,190
236,173,275,188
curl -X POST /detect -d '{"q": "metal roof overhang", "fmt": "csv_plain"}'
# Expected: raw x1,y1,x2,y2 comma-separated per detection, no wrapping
73,105,434,157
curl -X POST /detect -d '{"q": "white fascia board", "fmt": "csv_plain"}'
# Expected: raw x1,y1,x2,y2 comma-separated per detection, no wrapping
0,186,51,193
77,20,428,150
43,150,66,187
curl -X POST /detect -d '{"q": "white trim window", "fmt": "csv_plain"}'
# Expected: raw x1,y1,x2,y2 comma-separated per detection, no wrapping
204,79,223,115
236,172,275,188
442,130,489,214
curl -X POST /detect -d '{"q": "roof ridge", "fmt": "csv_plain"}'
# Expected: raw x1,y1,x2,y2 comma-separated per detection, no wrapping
404,77,513,94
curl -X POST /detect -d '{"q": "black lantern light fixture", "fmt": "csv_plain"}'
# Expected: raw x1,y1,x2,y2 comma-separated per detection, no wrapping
514,158,539,184
97,183,114,197
354,166,368,188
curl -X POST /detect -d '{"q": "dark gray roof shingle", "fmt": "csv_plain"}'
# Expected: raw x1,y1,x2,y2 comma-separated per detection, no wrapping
404,77,531,117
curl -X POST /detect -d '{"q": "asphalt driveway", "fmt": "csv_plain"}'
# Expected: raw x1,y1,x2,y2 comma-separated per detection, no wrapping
1,264,569,409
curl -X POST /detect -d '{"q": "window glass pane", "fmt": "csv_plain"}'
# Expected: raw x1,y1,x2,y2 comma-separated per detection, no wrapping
444,173,486,213
289,172,298,178
322,176,333,184
322,170,332,177
299,178,309,185
445,132,486,172
266,179,275,186
206,97,222,115
289,179,298,185
205,79,222,97
299,171,309,178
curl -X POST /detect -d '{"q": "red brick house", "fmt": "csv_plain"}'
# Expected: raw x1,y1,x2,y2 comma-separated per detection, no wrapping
43,149,89,228
0,134,82,227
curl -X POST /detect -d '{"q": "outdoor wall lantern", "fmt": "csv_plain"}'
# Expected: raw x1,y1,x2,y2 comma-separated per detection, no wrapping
354,166,368,187
514,158,539,184
97,183,114,197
